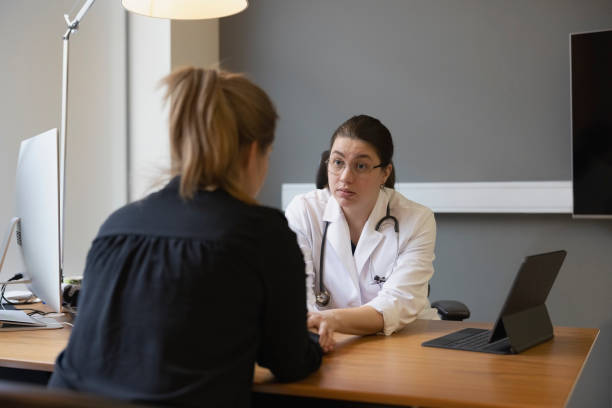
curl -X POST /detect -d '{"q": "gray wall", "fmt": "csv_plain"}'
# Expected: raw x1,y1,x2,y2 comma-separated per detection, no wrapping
221,1,612,406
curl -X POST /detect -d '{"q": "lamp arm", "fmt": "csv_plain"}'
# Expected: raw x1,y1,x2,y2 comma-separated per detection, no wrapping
59,0,96,278
63,0,97,37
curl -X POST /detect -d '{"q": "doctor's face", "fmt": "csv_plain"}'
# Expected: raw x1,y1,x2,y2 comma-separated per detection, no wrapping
327,136,391,213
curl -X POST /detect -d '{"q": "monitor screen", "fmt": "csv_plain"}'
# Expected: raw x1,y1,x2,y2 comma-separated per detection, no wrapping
14,128,62,312
571,29,612,217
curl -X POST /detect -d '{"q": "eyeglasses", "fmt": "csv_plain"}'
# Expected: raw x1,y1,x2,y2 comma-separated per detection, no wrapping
326,158,386,176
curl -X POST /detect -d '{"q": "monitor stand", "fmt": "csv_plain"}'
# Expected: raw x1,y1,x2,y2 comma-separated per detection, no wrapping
0,217,30,286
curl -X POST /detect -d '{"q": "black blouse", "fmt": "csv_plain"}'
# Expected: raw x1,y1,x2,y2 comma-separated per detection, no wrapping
49,178,322,407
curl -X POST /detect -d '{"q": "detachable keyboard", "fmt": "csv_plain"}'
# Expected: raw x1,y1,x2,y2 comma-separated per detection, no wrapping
422,328,515,354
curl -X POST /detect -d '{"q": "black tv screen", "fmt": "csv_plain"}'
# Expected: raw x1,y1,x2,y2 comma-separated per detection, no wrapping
571,29,612,217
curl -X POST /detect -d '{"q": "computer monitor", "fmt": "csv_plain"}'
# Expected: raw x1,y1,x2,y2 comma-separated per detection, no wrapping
2,129,62,312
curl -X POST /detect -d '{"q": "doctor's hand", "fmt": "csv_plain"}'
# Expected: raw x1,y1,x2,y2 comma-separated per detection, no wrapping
307,310,338,352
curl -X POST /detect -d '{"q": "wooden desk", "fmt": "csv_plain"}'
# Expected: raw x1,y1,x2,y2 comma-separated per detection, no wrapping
0,319,598,407
254,320,598,408
0,326,70,372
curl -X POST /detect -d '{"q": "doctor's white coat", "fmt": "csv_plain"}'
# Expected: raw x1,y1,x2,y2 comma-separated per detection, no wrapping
285,187,440,335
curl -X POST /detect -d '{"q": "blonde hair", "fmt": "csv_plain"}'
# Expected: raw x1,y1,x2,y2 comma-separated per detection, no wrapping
161,67,277,202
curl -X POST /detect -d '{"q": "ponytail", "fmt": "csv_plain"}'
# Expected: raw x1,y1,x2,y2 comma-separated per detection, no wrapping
315,150,330,189
162,67,277,202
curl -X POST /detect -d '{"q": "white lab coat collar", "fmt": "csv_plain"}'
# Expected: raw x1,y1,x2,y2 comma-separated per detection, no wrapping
322,193,360,292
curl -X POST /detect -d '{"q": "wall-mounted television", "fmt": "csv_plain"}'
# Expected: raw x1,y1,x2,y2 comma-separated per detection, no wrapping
571,29,612,218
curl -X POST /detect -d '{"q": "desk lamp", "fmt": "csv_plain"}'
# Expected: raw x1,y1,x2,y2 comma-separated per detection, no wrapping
121,0,248,19
58,0,248,278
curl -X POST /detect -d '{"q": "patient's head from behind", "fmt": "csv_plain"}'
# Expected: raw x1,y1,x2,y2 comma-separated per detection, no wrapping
162,67,278,203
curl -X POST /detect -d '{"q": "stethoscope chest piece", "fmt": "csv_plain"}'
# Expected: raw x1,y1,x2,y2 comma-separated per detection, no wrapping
315,290,330,307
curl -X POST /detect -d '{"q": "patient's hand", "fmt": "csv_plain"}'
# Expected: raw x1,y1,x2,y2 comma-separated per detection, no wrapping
308,310,338,352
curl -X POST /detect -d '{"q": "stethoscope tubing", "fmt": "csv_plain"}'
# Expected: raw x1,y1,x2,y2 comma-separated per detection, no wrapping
316,221,331,306
315,201,399,307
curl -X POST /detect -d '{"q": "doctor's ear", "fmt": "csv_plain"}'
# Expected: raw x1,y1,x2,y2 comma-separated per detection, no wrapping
381,163,395,189
383,163,392,181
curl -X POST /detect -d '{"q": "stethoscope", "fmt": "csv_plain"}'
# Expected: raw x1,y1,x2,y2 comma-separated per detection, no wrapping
315,202,400,307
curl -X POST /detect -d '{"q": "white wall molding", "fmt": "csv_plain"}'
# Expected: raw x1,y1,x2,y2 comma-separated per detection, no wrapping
282,181,573,213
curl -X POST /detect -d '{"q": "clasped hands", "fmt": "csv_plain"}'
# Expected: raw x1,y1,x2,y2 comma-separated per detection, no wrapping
308,310,338,353
308,305,384,353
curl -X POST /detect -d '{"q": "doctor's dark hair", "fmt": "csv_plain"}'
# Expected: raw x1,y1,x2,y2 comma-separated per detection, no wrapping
316,115,395,189
162,67,277,202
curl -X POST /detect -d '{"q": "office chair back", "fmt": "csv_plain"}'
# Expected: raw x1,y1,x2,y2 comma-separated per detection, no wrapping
0,381,148,408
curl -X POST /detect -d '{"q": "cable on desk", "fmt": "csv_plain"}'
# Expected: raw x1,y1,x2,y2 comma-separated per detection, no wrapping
1,273,25,309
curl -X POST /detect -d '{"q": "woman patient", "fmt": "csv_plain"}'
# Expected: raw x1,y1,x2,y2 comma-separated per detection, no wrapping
49,67,322,407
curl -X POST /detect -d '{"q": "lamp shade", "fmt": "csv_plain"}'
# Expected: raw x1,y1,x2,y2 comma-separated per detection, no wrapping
122,0,248,19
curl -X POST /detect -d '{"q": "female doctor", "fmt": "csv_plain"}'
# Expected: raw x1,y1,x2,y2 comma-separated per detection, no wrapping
285,115,439,351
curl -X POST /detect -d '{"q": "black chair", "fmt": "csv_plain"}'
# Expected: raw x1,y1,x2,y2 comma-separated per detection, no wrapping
427,284,470,321
431,299,470,321
0,380,150,408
